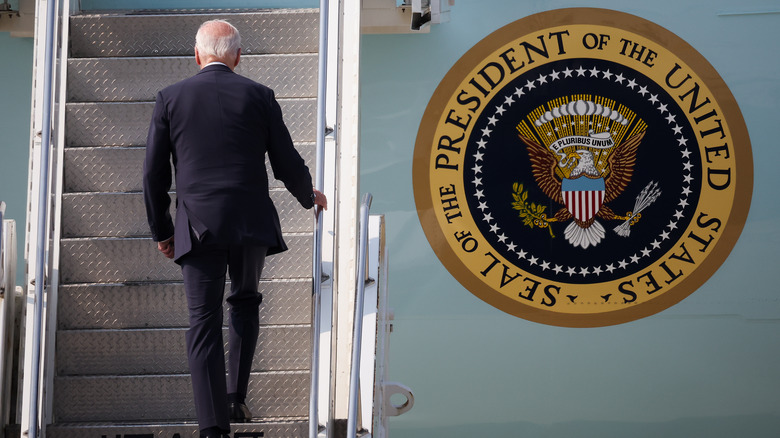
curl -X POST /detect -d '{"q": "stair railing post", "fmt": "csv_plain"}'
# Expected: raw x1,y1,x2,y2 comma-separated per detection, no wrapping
347,193,372,438
28,0,61,435
311,0,331,437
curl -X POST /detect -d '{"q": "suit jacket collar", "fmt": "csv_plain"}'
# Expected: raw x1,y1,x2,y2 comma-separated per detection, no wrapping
198,63,234,74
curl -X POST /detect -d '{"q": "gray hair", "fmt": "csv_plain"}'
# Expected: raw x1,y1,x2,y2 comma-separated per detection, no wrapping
195,19,241,60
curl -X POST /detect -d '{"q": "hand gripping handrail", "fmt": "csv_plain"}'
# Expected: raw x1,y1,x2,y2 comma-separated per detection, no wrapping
347,193,373,438
310,0,330,436
29,0,60,436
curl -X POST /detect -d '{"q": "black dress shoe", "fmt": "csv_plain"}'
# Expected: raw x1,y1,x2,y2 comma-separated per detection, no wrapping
229,401,252,422
200,427,230,438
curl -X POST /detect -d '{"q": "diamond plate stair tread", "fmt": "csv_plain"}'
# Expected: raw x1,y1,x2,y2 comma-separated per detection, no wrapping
70,10,319,58
46,420,307,438
58,280,312,329
68,54,318,102
66,99,315,146
56,325,310,376
64,143,315,193
62,190,313,237
53,371,309,422
59,235,312,283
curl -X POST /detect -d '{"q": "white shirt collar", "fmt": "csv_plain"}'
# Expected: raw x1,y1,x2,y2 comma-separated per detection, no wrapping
204,61,228,68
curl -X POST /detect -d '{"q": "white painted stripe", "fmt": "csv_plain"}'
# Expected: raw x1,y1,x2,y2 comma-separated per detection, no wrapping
564,190,604,222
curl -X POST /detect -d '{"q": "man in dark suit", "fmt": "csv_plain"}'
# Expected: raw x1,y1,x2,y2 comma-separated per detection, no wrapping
143,19,327,438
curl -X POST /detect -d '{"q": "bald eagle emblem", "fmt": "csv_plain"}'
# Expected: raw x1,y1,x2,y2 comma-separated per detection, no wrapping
514,98,661,249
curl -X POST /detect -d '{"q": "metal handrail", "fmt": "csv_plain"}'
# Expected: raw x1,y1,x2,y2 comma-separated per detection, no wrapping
347,193,373,438
28,0,60,435
0,202,5,290
309,0,330,436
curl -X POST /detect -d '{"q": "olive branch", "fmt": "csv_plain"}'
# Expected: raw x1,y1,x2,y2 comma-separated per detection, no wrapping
511,182,555,238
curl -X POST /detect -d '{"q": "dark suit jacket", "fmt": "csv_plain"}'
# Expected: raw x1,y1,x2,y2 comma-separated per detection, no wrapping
143,63,314,261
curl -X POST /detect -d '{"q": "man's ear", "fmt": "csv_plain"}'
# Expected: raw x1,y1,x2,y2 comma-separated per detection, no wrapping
195,47,202,67
233,48,241,68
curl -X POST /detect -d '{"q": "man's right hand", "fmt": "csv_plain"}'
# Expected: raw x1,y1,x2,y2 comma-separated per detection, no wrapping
313,189,328,216
158,237,175,259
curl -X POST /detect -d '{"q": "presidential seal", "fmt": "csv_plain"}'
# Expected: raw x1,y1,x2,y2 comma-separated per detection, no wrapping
412,8,752,327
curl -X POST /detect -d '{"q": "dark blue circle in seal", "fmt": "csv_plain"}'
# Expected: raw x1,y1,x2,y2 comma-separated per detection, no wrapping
462,58,702,284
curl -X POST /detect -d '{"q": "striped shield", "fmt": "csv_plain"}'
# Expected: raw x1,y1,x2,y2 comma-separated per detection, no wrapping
561,177,606,222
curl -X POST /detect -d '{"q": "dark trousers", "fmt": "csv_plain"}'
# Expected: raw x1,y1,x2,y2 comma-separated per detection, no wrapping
180,238,268,432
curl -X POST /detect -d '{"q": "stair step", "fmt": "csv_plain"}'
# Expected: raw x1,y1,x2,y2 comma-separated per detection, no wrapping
59,235,312,284
58,280,312,330
68,54,318,102
53,371,309,422
46,420,307,438
69,10,319,58
63,143,315,193
65,99,316,147
61,190,313,238
56,325,310,376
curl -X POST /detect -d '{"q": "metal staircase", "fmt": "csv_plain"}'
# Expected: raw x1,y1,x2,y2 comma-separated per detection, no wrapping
45,9,320,438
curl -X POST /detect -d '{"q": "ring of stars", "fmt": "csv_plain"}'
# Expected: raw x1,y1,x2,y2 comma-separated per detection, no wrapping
469,64,698,279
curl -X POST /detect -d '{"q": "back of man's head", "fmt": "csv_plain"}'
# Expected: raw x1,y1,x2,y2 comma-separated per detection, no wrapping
195,20,241,65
